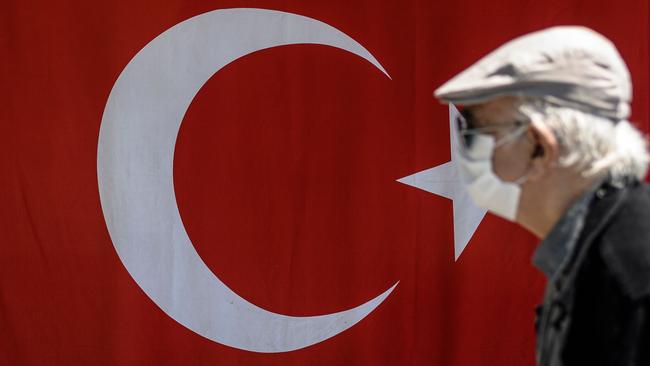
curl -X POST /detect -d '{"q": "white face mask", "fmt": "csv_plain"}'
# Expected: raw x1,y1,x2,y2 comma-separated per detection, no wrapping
456,129,529,222
455,105,528,221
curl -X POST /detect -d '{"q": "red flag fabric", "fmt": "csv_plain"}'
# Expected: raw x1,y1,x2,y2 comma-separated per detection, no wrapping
1,1,648,365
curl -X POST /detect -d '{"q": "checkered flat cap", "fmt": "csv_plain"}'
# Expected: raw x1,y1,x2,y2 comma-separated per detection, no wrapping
434,26,632,120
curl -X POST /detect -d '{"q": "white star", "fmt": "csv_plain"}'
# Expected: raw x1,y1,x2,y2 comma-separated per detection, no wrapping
397,105,486,260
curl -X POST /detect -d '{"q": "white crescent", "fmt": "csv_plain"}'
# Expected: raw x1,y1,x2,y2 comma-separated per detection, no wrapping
97,8,397,353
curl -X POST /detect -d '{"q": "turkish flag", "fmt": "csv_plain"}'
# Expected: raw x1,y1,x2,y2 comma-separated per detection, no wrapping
1,1,648,365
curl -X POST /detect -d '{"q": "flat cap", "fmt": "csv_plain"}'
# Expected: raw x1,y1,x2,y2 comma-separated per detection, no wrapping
434,26,632,120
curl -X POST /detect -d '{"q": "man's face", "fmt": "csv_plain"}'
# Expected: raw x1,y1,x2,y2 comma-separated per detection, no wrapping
463,97,537,182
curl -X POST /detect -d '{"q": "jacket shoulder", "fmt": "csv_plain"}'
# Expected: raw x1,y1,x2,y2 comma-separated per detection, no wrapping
598,183,650,299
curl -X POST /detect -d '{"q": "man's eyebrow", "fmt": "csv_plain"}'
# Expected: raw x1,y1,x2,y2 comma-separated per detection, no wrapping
460,108,485,128
460,108,475,123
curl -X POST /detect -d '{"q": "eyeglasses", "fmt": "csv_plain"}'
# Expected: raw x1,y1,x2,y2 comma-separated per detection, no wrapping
455,109,530,151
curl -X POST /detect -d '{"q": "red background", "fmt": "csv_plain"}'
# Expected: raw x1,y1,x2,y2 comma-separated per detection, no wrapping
1,1,648,365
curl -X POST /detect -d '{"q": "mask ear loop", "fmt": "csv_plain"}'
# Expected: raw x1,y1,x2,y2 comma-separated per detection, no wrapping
495,101,540,149
494,122,530,148
513,172,530,185
514,103,544,184
502,103,541,186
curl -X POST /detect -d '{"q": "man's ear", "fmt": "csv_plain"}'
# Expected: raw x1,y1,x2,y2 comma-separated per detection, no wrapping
526,120,558,181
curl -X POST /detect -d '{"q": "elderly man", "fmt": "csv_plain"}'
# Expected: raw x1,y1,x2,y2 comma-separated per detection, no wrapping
434,27,650,365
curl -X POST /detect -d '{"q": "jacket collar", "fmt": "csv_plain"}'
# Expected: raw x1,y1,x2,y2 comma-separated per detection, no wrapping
532,180,628,283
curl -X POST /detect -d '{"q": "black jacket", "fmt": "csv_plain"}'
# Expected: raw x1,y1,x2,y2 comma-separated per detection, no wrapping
536,181,650,365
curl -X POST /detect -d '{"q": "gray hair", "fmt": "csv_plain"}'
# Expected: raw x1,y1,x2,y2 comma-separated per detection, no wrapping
518,98,649,185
